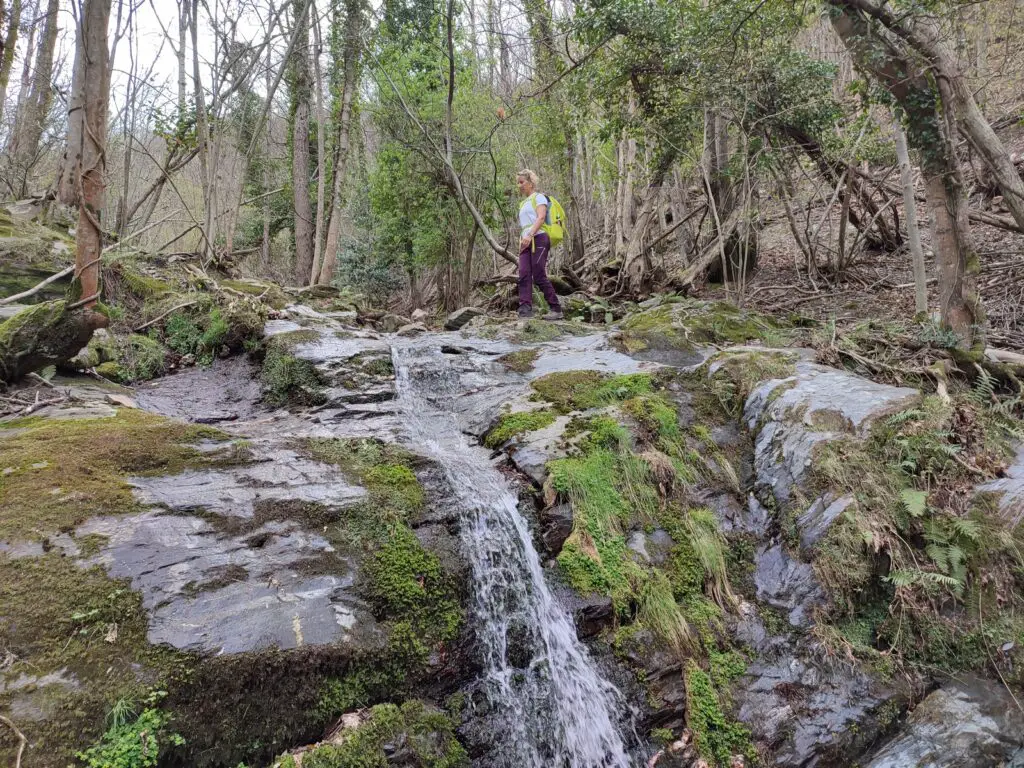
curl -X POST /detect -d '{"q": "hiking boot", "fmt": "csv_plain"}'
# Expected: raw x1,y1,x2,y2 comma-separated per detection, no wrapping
517,305,534,319
542,310,564,321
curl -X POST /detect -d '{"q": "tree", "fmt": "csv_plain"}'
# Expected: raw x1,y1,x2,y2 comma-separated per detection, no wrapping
7,0,58,196
829,3,983,345
316,0,363,285
289,0,315,285
0,0,21,124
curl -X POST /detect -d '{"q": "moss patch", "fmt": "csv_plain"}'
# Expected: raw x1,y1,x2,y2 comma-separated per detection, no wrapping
685,660,754,766
0,553,191,766
0,408,229,541
304,438,465,722
261,331,327,407
496,348,539,373
483,408,557,448
620,299,786,353
531,371,654,413
285,700,468,768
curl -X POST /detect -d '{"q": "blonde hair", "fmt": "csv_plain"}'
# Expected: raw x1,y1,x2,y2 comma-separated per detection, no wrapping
517,169,539,186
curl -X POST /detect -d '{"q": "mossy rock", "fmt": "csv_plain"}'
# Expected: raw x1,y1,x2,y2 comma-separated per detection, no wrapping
280,700,469,767
619,299,786,355
221,278,289,310
260,331,327,407
483,408,557,448
0,300,108,382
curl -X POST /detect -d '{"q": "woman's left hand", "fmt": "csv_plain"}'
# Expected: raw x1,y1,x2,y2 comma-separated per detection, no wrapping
520,234,532,250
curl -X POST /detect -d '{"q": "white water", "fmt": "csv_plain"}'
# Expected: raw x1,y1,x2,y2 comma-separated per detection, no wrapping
391,343,634,768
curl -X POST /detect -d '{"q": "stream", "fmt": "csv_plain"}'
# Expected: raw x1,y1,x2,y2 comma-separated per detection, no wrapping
391,341,636,767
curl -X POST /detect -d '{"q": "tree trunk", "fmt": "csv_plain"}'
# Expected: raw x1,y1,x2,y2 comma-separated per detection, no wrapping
462,221,478,304
290,0,314,285
831,5,982,345
893,121,927,316
0,0,21,125
837,0,1024,234
69,0,111,311
191,0,215,259
310,2,326,284
317,0,362,285
10,0,58,195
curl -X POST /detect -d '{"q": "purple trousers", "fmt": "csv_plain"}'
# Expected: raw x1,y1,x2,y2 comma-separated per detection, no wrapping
518,232,561,310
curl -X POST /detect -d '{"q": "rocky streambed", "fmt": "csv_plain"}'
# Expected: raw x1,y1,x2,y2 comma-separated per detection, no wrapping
2,298,1023,767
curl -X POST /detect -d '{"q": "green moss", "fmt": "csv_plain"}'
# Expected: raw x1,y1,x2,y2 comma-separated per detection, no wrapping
0,409,230,541
261,332,326,407
531,371,654,412
496,348,539,373
620,300,785,353
514,318,563,343
484,408,557,448
306,438,423,516
622,394,680,441
221,279,289,309
298,700,468,768
110,334,166,382
650,727,676,747
685,660,754,766
0,554,191,766
705,349,798,417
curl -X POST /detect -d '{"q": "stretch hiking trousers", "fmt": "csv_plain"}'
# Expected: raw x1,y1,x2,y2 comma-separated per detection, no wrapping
518,232,561,312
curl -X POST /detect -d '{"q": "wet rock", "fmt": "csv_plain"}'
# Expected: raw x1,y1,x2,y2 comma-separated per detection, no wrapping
742,360,919,507
540,502,573,554
864,676,1024,768
135,356,263,422
976,442,1024,525
78,508,381,655
574,595,614,638
627,529,674,566
753,544,825,628
735,649,901,767
444,306,485,331
105,393,138,409
797,493,855,553
129,447,366,518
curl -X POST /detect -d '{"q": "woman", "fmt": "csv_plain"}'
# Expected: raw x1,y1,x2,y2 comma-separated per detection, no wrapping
516,170,563,320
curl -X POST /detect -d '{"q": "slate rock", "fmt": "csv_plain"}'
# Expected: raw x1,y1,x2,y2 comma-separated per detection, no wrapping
444,306,485,331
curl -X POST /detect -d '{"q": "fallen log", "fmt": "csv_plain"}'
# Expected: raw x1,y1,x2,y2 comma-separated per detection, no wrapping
0,300,108,383
0,265,75,306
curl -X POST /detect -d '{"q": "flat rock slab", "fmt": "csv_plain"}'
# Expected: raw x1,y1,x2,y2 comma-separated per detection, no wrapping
977,442,1024,526
135,357,263,422
129,447,366,518
742,360,919,505
864,675,1024,768
78,510,380,655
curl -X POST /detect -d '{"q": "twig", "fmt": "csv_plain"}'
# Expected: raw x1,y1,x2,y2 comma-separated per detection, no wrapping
28,373,57,389
0,714,26,768
0,266,75,305
133,300,199,332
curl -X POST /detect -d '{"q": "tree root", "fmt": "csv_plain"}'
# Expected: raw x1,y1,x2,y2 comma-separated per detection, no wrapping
0,714,26,768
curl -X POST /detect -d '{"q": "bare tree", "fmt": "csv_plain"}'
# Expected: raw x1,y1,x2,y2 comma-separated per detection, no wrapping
290,0,314,284
316,0,362,285
0,0,21,124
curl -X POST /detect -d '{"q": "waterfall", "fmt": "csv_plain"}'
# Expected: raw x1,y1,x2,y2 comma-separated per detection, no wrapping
391,343,635,768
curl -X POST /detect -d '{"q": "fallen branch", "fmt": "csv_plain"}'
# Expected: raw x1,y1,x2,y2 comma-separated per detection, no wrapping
0,714,26,768
0,265,75,306
133,300,199,332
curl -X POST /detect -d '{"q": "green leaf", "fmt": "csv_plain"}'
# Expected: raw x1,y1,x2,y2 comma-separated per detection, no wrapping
900,488,928,517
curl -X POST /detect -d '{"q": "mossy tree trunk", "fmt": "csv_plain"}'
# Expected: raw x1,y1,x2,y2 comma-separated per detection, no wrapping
831,6,983,347
0,0,20,127
8,0,57,197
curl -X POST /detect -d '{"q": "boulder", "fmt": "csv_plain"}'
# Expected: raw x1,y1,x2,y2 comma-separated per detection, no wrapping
976,442,1024,525
0,300,108,383
539,502,573,554
864,676,1024,768
411,308,429,322
380,313,410,333
397,322,428,337
444,306,484,331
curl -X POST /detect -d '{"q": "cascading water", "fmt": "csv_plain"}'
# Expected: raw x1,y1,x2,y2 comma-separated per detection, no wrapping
391,342,636,768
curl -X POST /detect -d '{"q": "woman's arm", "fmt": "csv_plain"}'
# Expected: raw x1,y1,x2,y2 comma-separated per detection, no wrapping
521,204,548,246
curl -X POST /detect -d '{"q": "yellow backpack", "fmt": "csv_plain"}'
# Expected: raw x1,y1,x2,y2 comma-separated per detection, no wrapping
530,193,566,248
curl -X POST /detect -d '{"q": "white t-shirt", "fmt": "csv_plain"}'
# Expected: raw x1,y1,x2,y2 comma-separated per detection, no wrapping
519,193,549,235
